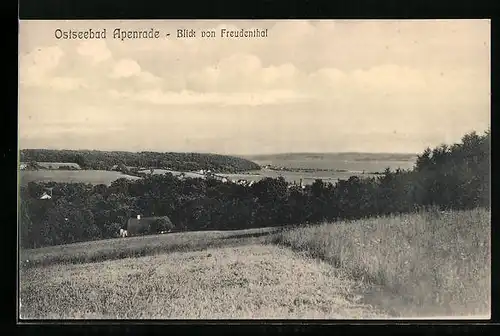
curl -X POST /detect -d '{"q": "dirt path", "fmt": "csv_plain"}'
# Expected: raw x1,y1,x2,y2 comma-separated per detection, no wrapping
20,244,391,319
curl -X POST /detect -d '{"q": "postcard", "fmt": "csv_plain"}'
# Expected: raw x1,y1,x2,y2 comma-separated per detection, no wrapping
18,19,491,320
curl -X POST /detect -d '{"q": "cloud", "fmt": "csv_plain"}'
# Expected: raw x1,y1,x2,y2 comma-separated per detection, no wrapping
76,40,112,64
305,65,428,98
19,46,64,86
110,58,162,84
111,59,141,78
304,64,489,103
351,65,428,92
103,56,486,109
19,46,89,91
19,101,130,142
18,20,490,153
109,88,308,106
20,41,162,93
21,125,125,139
186,53,302,93
48,76,86,91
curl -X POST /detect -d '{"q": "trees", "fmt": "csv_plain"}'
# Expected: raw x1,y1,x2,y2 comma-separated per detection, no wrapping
19,128,490,249
19,149,261,173
19,197,34,248
152,216,175,233
411,129,490,209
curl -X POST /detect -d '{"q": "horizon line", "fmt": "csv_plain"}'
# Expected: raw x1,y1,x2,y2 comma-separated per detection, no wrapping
19,148,420,157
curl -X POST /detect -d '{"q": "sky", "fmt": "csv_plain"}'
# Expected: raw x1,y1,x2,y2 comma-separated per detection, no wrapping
18,20,490,155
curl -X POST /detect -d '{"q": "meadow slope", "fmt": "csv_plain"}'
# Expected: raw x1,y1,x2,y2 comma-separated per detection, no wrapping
20,227,281,268
20,244,389,319
273,208,491,318
19,208,490,319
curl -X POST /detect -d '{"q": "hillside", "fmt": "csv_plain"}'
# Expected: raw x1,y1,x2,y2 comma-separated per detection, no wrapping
273,207,491,317
20,149,261,173
19,208,490,319
19,226,390,319
19,244,390,319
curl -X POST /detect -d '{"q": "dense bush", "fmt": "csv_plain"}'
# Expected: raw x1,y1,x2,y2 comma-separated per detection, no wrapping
19,129,490,249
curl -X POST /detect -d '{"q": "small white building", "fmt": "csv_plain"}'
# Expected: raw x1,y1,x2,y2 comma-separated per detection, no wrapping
40,192,52,200
39,188,53,200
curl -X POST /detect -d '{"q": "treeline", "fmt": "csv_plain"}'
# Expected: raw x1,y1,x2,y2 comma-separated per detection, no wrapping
19,149,261,173
19,129,490,249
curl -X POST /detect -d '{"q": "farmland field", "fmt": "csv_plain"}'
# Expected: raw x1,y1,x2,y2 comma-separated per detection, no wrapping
19,208,490,319
19,167,381,187
19,170,141,186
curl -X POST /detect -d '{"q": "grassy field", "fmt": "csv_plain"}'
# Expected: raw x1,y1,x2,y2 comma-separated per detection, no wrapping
19,244,389,319
272,208,491,318
19,227,282,269
19,208,490,319
19,170,141,186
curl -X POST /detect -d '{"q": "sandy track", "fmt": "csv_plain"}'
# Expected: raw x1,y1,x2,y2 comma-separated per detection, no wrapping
20,244,390,319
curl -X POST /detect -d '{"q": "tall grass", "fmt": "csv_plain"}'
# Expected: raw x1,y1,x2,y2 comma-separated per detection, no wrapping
271,207,491,317
19,245,391,319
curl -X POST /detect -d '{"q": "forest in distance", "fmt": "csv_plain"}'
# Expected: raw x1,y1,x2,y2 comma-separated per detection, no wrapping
19,149,261,173
19,129,490,250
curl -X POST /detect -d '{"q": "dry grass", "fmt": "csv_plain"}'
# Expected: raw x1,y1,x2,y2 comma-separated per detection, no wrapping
18,208,490,319
19,244,390,319
20,227,281,269
271,208,491,318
